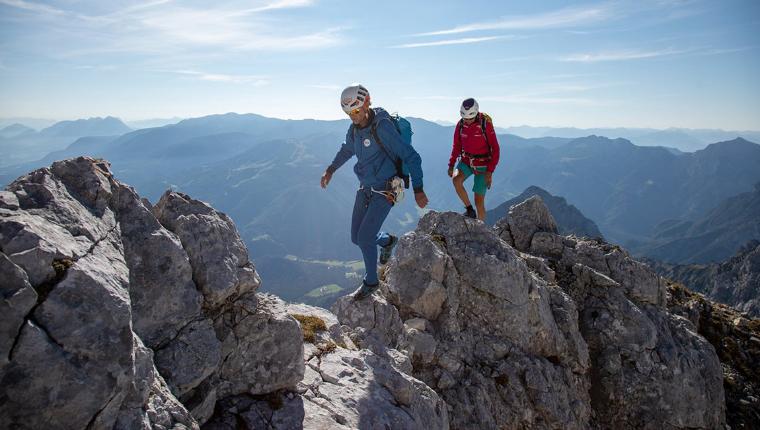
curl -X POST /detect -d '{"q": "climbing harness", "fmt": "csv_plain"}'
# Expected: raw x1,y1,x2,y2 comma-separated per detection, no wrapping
360,176,405,205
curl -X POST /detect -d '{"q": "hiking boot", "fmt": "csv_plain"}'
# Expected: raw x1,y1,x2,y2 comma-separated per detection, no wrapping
353,280,380,301
463,206,477,219
379,235,398,265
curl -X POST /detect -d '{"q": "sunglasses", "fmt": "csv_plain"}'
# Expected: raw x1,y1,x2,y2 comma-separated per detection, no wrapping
347,107,362,116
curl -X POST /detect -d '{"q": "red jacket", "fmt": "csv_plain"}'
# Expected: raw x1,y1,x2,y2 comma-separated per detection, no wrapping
448,113,501,172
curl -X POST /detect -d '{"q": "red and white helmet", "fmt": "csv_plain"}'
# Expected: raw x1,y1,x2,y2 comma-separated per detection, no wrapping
340,84,369,113
460,97,479,119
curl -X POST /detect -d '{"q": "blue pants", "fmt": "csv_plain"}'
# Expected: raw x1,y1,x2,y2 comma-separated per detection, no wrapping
351,188,393,285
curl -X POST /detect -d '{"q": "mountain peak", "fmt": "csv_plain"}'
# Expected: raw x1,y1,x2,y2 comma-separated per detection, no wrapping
0,123,35,138
487,185,603,239
40,116,132,137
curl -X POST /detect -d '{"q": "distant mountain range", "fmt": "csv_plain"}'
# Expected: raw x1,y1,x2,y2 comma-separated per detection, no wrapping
0,124,35,139
646,240,760,317
0,117,57,130
486,185,603,239
0,116,132,167
633,182,760,263
490,136,760,249
3,112,760,302
498,125,760,153
125,117,184,129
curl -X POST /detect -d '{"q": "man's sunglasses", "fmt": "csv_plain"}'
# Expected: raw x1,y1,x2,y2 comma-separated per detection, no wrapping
347,107,362,115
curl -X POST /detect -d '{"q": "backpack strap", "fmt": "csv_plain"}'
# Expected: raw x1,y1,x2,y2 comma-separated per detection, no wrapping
370,120,404,178
458,113,492,159
481,113,492,158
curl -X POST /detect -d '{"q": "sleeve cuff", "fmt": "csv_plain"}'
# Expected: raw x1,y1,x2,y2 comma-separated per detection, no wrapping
326,165,337,174
413,186,424,194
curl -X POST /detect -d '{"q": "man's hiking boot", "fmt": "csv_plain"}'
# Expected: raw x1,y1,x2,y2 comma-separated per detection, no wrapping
379,235,398,265
353,280,380,301
464,206,477,219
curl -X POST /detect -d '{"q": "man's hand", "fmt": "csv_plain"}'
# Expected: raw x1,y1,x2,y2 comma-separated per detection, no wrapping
447,167,454,178
320,170,333,188
485,171,493,189
415,190,429,208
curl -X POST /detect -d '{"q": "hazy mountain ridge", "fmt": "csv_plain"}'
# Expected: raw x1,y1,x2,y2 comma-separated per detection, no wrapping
486,185,603,239
499,125,760,152
38,116,131,137
2,113,759,303
0,124,35,139
0,116,132,167
636,182,760,263
647,240,760,317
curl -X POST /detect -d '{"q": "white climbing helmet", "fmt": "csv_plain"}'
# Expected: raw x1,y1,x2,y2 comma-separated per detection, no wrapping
340,84,370,113
460,97,479,119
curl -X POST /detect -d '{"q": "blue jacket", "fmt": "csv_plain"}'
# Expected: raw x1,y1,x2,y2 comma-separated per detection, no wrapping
327,108,424,192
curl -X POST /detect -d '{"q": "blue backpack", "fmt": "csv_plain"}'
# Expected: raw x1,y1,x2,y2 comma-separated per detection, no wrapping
370,113,414,188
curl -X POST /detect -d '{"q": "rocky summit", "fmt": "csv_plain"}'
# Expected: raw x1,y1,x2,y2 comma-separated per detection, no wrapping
0,157,754,429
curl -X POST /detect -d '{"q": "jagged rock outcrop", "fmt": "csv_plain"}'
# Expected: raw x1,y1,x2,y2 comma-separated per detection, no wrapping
334,199,727,429
486,185,603,239
667,282,760,429
0,157,305,429
206,303,448,429
0,157,451,430
1,157,747,429
647,240,760,317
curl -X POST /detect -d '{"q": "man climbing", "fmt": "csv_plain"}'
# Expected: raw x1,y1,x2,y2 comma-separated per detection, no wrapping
447,98,500,221
320,84,428,300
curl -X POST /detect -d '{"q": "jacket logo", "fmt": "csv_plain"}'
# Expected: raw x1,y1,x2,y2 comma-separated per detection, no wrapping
363,138,371,147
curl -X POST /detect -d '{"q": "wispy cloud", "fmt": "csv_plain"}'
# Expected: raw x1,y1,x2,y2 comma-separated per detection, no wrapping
1,1,342,57
415,4,615,36
561,47,691,62
0,0,67,16
240,0,315,14
391,36,512,49
689,46,756,57
171,70,270,86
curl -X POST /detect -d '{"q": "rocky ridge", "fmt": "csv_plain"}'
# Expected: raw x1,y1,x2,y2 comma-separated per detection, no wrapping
0,157,444,429
647,240,760,318
485,185,603,239
333,195,727,429
1,158,752,429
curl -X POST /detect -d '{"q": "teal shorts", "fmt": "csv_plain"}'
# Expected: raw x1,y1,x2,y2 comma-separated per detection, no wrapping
457,161,488,196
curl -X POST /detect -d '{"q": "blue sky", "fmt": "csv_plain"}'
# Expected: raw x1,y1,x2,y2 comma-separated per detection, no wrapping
1,0,759,129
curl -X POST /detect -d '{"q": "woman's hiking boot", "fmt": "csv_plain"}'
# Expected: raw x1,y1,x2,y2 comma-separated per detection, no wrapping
379,235,398,265
463,206,477,219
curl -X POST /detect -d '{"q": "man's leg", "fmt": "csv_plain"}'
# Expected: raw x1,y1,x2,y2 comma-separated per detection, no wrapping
351,189,370,247
356,192,393,285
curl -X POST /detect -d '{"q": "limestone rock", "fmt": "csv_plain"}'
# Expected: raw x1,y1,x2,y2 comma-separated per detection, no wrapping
332,288,404,351
206,347,448,430
335,208,727,429
0,252,37,370
668,282,760,429
0,158,300,429
153,191,260,308
215,293,304,398
113,183,202,348
507,195,559,252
